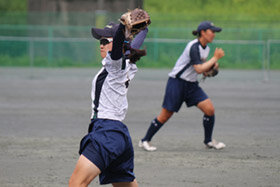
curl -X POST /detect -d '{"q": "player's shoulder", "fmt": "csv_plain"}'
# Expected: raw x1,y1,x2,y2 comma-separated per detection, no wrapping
187,39,200,53
188,39,199,47
186,39,199,51
103,53,122,66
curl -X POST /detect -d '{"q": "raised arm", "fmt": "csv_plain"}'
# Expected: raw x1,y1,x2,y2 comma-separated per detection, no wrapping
111,25,148,59
110,23,125,60
125,28,148,55
111,8,150,61
131,28,148,49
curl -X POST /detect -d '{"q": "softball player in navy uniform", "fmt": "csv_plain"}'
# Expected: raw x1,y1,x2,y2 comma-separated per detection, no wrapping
69,9,150,187
139,21,226,151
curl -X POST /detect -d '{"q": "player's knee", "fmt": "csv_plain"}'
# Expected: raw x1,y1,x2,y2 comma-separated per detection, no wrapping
205,106,215,116
158,111,173,123
157,114,172,124
160,115,170,123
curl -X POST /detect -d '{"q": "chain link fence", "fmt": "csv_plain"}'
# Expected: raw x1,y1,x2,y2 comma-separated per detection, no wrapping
0,12,280,78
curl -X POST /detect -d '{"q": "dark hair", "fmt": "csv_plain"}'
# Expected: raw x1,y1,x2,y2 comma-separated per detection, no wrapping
192,30,198,36
192,30,204,37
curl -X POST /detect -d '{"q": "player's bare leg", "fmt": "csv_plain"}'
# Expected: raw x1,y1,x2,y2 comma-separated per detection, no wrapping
69,155,101,187
112,179,138,187
157,107,174,124
140,108,174,151
197,98,225,149
197,98,215,116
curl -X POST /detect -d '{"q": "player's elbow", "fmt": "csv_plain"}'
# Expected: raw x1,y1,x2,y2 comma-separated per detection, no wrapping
193,65,204,74
195,69,203,74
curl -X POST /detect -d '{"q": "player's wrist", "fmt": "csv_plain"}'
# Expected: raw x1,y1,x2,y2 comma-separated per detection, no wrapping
212,56,218,61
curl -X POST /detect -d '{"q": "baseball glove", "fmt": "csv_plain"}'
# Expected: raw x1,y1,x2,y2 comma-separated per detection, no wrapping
120,8,151,39
203,67,219,77
201,65,219,81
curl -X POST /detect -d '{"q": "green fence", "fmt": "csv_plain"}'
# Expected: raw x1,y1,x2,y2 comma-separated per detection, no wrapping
0,24,279,70
0,11,280,70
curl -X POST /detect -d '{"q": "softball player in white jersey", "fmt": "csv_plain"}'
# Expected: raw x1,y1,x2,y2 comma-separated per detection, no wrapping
139,21,226,151
69,19,149,187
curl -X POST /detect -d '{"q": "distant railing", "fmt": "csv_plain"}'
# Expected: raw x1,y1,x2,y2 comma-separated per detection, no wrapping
1,23,280,82
0,36,280,70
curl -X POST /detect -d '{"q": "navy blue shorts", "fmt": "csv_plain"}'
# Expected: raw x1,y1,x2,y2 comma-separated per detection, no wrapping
162,77,208,112
79,119,135,185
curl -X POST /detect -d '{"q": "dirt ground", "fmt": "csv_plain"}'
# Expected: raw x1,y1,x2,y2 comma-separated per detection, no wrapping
0,67,279,187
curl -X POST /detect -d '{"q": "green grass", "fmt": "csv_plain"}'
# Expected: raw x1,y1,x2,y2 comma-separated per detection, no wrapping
144,0,280,26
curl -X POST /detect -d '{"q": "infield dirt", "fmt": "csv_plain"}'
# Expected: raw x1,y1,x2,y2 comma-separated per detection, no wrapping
0,68,279,187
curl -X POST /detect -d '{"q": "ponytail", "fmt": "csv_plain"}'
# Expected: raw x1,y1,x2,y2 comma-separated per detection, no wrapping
192,30,204,37
192,30,198,36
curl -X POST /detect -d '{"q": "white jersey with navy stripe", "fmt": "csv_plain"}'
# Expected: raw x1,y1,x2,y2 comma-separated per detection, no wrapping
91,53,137,121
168,38,210,82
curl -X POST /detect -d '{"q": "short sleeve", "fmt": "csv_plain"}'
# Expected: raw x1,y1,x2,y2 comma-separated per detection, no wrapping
189,44,202,65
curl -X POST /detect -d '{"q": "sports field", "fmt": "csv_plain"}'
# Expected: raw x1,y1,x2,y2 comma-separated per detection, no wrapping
0,67,279,187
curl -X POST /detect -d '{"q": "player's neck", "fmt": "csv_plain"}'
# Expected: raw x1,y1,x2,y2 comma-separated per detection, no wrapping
199,38,207,47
